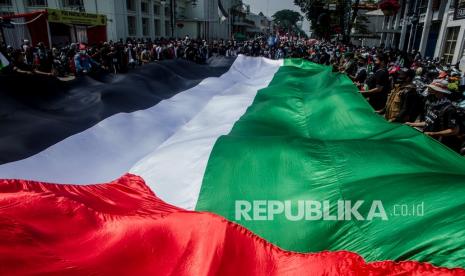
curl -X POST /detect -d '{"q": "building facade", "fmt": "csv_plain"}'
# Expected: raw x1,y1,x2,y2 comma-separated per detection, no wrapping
246,11,272,37
351,6,384,47
175,0,246,40
0,0,255,43
377,0,465,64
0,0,173,43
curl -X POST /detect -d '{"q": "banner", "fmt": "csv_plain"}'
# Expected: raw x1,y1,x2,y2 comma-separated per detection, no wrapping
47,8,107,26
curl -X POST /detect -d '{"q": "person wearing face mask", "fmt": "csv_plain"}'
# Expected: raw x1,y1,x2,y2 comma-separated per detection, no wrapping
340,52,357,77
353,55,367,83
361,54,391,111
406,80,461,152
74,44,99,75
384,68,420,123
21,39,33,65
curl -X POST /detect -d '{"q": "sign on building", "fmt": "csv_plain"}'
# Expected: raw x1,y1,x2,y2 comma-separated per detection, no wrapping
454,0,465,20
47,9,107,26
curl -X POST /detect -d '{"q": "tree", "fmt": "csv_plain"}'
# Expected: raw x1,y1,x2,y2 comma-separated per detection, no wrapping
294,0,363,42
272,9,304,35
294,0,333,39
353,14,371,34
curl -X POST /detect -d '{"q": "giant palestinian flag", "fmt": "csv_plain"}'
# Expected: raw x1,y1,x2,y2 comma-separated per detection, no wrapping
1,56,465,275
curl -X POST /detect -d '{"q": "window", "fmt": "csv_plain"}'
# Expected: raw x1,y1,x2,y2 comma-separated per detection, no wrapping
126,0,135,11
62,0,84,10
431,0,440,11
177,6,185,18
141,1,149,14
128,16,136,36
26,0,47,6
455,0,465,18
154,19,161,36
418,0,427,14
165,20,170,37
0,0,12,6
442,27,460,64
142,17,149,36
164,6,170,16
154,4,160,15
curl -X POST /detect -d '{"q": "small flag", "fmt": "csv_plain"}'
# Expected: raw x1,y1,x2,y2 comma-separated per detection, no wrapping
0,52,10,69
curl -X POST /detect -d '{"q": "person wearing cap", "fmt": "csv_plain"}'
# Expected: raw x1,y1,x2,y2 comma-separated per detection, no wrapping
406,79,461,151
74,44,100,75
384,68,420,123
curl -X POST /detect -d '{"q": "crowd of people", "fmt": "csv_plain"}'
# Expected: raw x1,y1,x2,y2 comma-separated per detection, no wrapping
1,36,465,155
325,44,465,155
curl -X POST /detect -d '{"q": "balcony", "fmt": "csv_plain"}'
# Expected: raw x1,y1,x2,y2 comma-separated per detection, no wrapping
25,0,48,7
0,0,12,7
233,18,255,27
61,0,85,12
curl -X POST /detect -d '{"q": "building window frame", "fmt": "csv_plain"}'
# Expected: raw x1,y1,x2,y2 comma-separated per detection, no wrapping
442,26,460,64
127,15,137,36
126,0,136,12
61,0,85,11
141,1,149,14
25,0,48,7
154,19,161,37
142,17,150,36
0,0,12,6
165,20,170,37
154,4,161,16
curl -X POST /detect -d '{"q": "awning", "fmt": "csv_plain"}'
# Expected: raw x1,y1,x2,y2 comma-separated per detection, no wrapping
246,27,262,33
0,11,46,20
0,11,49,48
234,22,255,27
233,33,247,41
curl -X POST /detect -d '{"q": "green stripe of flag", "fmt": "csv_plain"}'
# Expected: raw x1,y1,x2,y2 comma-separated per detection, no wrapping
196,59,465,268
0,52,9,70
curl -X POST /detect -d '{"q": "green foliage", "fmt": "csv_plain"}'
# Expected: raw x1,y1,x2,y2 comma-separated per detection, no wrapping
272,9,304,32
449,82,459,93
294,0,369,41
354,14,371,34
294,0,335,38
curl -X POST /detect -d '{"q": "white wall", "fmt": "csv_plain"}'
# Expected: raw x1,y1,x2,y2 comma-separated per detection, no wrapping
176,0,233,39
434,10,465,64
1,0,172,41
